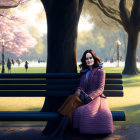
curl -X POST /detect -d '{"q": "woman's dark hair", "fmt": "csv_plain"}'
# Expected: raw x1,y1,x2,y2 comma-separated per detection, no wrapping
79,50,101,70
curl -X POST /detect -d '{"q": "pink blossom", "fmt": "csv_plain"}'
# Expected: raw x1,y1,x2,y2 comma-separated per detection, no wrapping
0,16,37,56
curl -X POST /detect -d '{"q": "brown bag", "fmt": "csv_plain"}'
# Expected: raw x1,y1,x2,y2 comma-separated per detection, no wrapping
57,95,84,125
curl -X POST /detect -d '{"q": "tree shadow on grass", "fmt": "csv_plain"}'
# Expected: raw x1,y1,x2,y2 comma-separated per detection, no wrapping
123,75,140,87
0,127,47,140
0,126,113,140
26,108,42,111
111,104,140,125
65,127,113,140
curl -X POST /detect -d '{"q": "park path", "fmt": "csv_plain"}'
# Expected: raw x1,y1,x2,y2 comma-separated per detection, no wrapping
0,124,139,140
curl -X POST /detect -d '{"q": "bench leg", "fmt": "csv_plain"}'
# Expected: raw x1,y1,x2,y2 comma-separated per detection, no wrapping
50,116,69,140
42,118,62,135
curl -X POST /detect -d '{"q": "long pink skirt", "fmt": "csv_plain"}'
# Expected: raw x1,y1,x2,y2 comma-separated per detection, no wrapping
73,96,113,134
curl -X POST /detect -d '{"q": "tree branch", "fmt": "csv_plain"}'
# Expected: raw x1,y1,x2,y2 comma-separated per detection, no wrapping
130,0,140,28
78,0,84,19
98,0,120,16
0,0,31,9
119,0,130,31
98,13,109,25
88,0,123,25
20,0,31,4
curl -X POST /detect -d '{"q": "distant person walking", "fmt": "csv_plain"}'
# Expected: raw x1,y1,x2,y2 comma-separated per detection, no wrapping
7,58,12,73
38,58,40,63
17,59,22,67
12,58,15,65
25,61,29,72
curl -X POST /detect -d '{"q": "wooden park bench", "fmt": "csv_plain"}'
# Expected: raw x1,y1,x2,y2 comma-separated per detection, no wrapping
0,73,125,122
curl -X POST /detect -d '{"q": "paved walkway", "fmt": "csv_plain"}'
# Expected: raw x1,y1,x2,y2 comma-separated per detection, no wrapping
0,124,139,140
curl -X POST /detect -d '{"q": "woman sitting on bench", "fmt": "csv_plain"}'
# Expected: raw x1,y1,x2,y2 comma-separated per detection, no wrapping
42,50,113,139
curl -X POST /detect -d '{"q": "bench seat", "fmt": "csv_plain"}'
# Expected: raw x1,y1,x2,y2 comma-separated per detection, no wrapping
0,111,125,121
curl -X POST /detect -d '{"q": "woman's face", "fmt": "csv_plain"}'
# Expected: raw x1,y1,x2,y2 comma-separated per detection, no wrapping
86,53,94,67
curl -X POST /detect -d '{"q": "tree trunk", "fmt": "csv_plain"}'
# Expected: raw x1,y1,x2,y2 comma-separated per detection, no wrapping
122,28,139,74
41,0,84,111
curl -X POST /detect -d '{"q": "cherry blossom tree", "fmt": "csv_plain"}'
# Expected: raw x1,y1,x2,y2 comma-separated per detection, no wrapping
0,16,37,56
0,0,28,9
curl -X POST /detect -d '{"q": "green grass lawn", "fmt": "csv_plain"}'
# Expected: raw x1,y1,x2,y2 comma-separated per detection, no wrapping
0,66,140,125
104,67,140,125
1,66,46,73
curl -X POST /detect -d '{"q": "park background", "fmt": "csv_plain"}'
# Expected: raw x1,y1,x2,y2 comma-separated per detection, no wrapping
0,0,140,128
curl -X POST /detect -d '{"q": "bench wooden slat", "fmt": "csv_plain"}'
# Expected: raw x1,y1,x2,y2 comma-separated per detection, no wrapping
105,79,123,84
0,73,46,78
46,85,123,90
46,79,123,84
0,111,125,121
0,90,123,97
0,80,46,84
103,91,123,97
111,111,125,121
0,79,122,84
46,91,123,97
104,85,123,90
0,112,59,121
0,73,122,79
0,91,47,97
105,73,122,79
0,84,123,90
0,85,46,90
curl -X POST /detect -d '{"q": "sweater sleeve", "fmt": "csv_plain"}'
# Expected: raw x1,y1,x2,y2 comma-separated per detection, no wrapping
88,69,105,100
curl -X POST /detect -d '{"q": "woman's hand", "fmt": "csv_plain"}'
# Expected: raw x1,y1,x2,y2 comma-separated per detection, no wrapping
75,89,92,104
84,96,92,104
79,90,92,104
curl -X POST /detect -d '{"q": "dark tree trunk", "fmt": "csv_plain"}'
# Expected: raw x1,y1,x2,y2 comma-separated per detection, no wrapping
41,0,84,112
121,0,140,75
123,28,139,74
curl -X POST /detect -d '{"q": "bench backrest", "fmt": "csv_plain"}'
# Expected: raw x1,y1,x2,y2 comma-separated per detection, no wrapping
0,73,125,122
0,73,123,97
